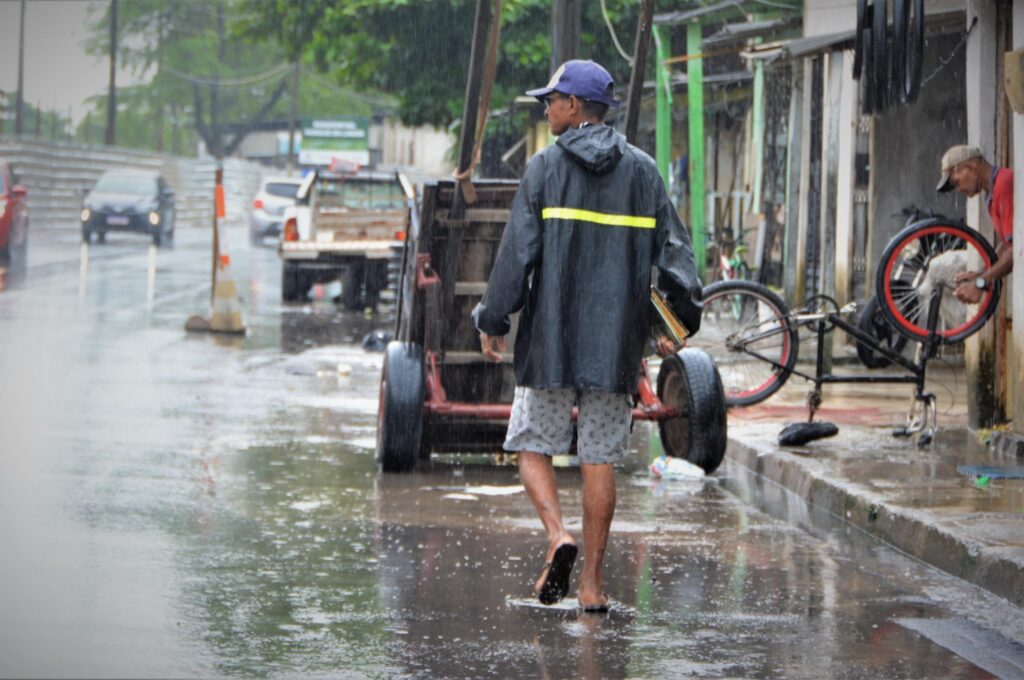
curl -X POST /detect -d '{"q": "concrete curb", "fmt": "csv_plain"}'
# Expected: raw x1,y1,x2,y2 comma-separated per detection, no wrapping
726,434,1024,609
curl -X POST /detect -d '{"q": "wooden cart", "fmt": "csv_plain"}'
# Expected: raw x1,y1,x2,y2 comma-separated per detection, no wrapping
375,178,727,474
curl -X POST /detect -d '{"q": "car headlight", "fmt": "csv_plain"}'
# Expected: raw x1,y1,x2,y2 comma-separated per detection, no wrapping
81,208,90,222
148,211,160,226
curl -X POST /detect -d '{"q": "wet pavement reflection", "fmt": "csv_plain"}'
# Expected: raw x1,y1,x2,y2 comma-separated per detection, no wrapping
0,228,1018,678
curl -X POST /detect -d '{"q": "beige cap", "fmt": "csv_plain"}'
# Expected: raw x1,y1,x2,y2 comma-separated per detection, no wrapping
936,144,983,192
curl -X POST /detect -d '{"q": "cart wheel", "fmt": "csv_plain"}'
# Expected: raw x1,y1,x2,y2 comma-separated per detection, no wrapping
376,341,425,473
656,348,727,474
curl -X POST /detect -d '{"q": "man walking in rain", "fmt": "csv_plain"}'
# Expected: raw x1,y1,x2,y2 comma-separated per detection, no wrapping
472,60,702,611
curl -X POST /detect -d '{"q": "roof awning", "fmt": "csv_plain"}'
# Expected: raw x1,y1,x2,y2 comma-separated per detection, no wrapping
702,17,801,47
780,30,857,59
654,1,745,26
649,71,755,89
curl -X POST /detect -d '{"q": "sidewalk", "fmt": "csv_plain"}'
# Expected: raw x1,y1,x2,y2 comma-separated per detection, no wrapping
722,361,1024,608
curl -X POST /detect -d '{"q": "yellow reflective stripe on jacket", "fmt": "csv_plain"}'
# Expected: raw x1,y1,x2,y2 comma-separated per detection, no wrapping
541,207,656,229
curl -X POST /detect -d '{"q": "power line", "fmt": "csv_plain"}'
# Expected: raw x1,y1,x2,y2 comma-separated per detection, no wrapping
298,67,396,109
163,62,294,87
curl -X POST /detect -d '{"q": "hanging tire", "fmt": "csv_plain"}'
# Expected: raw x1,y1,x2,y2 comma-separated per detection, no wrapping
376,341,425,473
657,348,727,474
855,295,908,368
901,0,924,103
860,28,876,115
853,0,870,79
872,0,890,111
891,0,908,107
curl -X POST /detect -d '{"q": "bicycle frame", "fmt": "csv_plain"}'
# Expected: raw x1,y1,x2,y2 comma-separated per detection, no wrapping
728,290,946,446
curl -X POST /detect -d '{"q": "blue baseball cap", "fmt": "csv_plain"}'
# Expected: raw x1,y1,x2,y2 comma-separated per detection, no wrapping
526,60,621,108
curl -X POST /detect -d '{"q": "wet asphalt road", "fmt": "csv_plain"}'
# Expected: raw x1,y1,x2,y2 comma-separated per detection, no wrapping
1,226,1022,679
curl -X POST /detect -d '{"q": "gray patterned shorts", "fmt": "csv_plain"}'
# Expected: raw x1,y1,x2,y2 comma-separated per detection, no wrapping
503,387,632,464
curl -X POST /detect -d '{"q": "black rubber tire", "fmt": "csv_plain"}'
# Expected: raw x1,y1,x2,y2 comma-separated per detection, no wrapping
689,280,799,407
96,231,106,244
872,0,890,112
853,0,869,79
891,0,908,108
855,295,908,368
152,228,162,248
860,28,876,115
376,341,425,473
281,261,308,302
901,0,924,103
82,229,91,244
657,348,727,474
875,219,1001,344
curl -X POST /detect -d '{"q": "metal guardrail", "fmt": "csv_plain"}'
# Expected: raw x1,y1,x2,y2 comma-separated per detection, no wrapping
0,137,266,230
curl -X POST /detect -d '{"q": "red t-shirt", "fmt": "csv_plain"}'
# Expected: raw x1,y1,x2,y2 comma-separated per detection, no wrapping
988,167,1013,244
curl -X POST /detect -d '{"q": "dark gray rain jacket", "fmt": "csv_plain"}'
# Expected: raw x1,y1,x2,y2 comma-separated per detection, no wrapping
471,124,702,394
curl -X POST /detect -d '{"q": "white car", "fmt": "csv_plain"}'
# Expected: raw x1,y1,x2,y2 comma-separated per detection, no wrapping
250,176,302,245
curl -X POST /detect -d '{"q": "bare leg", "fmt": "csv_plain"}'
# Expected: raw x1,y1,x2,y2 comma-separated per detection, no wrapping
577,462,615,608
518,451,576,592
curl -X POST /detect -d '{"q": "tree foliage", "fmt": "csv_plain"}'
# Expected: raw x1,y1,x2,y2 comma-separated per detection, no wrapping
79,0,648,155
79,0,383,156
237,0,642,129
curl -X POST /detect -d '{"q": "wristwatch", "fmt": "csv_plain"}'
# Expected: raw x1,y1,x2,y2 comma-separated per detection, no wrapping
975,277,988,290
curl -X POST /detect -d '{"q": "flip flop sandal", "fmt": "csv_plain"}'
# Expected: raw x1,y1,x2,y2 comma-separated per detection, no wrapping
536,543,577,605
581,600,609,614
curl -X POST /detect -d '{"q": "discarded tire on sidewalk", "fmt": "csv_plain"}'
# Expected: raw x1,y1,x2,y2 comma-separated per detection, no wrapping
656,348,728,474
376,341,425,473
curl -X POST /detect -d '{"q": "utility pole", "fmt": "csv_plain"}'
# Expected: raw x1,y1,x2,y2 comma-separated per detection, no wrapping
15,0,26,135
154,10,165,152
105,0,118,146
551,0,580,69
623,0,655,144
287,62,300,172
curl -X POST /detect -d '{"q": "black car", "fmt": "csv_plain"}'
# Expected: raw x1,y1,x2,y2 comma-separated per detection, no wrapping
81,170,175,246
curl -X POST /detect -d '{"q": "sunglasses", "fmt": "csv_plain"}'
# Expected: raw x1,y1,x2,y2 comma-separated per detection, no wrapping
543,94,570,109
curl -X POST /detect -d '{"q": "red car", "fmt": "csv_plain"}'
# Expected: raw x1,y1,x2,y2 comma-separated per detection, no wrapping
0,160,29,273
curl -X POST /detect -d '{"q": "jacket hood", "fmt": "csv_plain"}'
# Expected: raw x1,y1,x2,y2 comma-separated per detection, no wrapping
556,125,626,175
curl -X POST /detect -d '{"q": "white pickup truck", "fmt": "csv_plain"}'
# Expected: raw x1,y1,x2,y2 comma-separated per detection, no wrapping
278,169,415,307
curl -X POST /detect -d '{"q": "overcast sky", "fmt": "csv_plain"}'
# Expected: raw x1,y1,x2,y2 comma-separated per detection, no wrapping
0,0,137,123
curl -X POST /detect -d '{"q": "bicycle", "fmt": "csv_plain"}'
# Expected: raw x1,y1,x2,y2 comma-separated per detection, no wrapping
684,215,1002,446
706,228,753,283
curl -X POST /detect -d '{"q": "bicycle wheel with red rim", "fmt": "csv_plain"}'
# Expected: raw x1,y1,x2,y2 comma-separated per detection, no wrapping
688,280,799,407
876,219,1001,344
